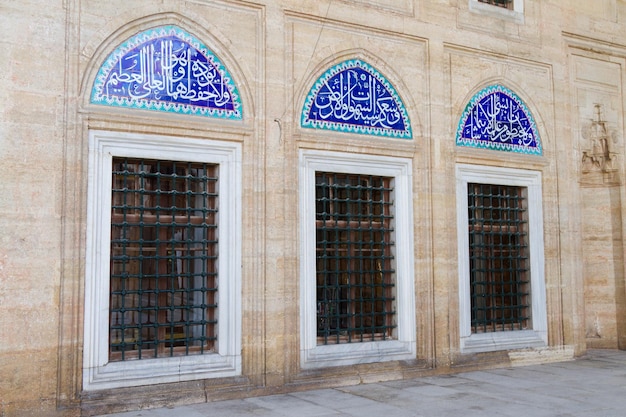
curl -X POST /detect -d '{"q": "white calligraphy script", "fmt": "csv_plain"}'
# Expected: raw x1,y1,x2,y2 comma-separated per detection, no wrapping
104,38,232,107
465,93,535,147
311,69,402,129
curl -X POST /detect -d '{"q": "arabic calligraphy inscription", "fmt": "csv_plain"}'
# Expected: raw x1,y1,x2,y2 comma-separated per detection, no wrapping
91,26,242,120
456,85,541,155
302,60,412,139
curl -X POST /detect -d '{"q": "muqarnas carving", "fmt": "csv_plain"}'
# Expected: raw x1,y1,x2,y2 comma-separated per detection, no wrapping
581,104,619,185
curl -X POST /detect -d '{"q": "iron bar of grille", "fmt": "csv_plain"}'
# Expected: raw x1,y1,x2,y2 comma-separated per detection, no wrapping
109,158,218,361
315,172,396,345
478,0,513,9
468,183,530,333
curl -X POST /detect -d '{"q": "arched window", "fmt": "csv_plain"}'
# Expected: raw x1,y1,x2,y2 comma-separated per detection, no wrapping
455,85,546,354
83,25,243,390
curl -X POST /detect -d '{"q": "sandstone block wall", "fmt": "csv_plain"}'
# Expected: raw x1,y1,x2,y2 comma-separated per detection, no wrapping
1,1,626,415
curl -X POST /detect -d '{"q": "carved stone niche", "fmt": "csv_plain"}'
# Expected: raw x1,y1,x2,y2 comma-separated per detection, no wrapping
581,104,620,186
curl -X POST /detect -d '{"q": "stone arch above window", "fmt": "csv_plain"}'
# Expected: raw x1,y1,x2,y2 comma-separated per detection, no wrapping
456,84,541,155
91,25,242,120
301,59,412,139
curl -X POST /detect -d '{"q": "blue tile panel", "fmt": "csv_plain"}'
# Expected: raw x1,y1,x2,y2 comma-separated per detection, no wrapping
301,59,412,139
456,85,541,155
91,25,242,120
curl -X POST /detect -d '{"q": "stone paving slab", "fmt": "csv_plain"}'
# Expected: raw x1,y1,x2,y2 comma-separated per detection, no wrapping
97,350,626,417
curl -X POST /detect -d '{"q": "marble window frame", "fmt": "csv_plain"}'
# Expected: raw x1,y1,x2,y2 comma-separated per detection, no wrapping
299,149,416,369
456,164,547,354
83,130,242,390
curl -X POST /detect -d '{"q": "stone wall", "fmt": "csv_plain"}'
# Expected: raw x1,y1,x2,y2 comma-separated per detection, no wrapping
0,1,69,416
1,0,626,415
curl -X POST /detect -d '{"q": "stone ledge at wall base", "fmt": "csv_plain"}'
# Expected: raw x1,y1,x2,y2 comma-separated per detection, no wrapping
449,345,577,372
508,345,576,366
79,375,259,417
0,400,80,417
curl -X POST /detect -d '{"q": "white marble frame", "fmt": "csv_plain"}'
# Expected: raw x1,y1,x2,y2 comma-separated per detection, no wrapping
83,130,242,390
456,164,547,354
299,150,416,369
469,0,524,23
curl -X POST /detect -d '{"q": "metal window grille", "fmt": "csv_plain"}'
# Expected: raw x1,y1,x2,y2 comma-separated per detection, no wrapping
478,0,513,9
109,158,218,361
468,183,530,333
315,172,396,345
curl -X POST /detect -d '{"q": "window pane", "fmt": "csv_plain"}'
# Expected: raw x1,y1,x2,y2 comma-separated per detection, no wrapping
315,172,396,345
468,183,530,333
109,158,218,361
478,0,513,9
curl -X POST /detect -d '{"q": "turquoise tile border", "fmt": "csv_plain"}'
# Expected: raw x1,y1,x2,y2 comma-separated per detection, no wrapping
456,85,541,155
91,25,242,120
301,59,412,139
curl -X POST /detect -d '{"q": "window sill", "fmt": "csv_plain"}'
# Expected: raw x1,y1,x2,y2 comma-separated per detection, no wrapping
301,340,416,370
84,353,241,390
460,330,547,354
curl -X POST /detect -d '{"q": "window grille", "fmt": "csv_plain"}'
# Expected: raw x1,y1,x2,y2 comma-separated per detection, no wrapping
468,183,530,333
478,0,513,9
315,172,396,345
109,158,218,361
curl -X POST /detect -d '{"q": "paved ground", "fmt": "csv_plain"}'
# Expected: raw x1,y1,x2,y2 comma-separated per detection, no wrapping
99,349,626,417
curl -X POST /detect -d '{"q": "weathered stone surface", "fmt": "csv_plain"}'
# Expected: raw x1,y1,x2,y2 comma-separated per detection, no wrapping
2,0,626,415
